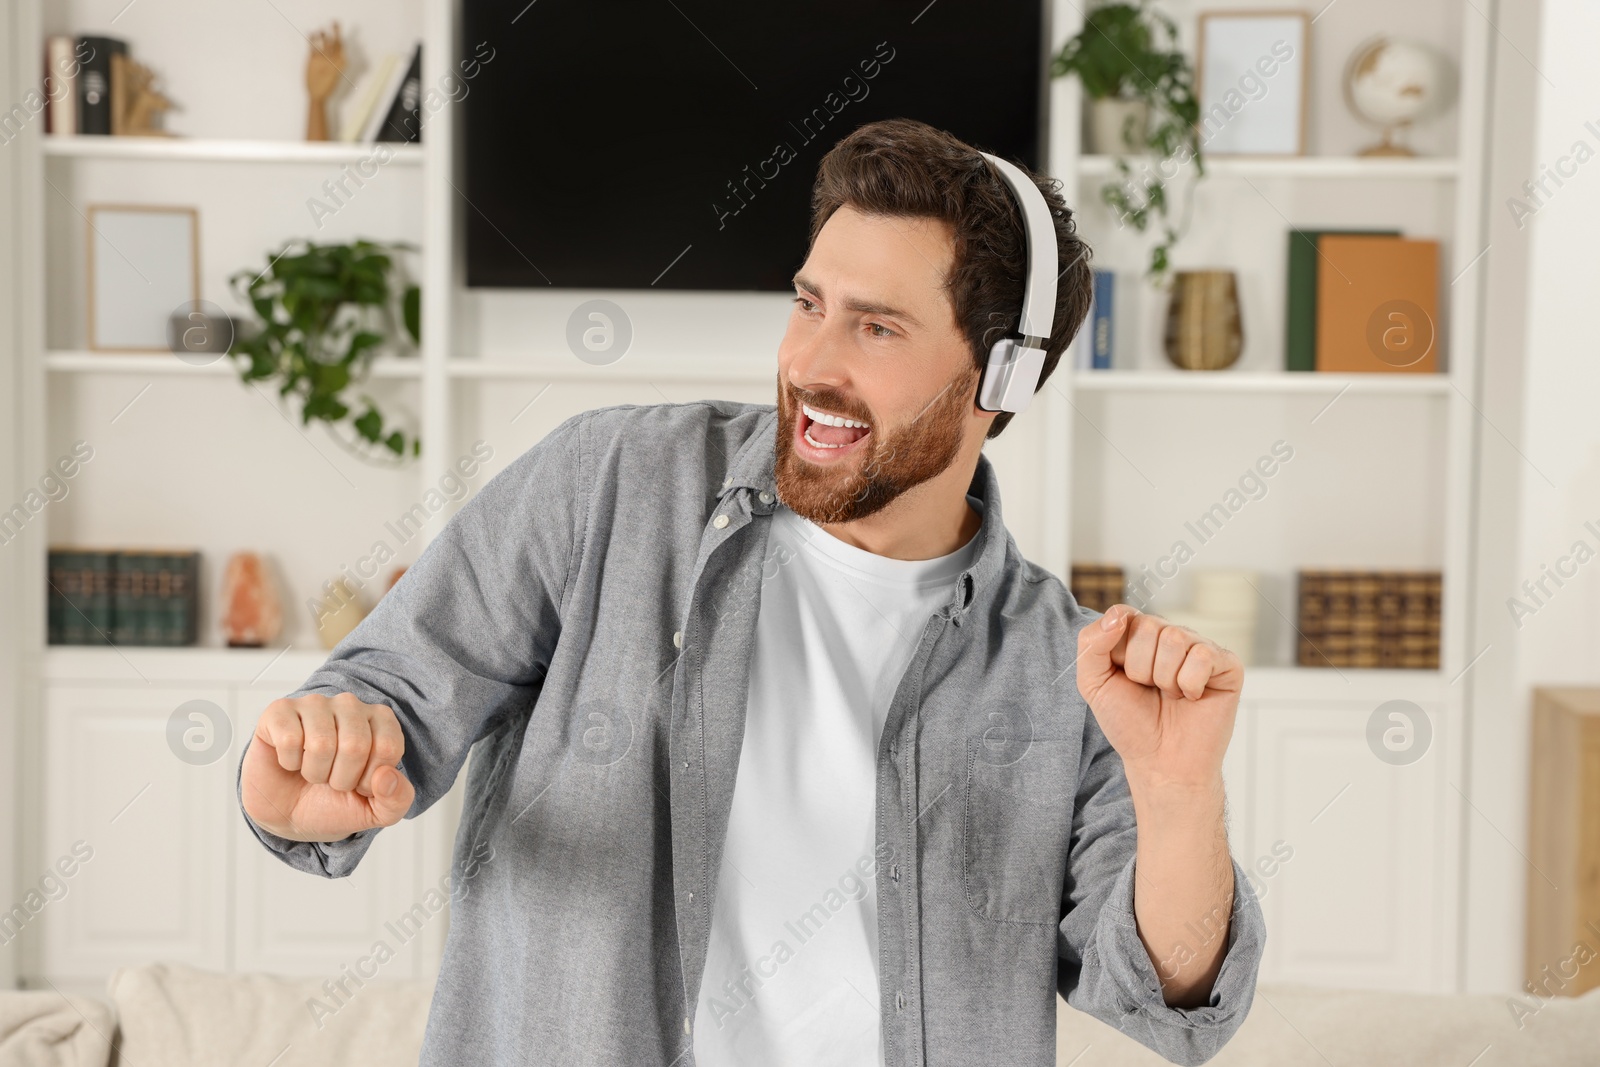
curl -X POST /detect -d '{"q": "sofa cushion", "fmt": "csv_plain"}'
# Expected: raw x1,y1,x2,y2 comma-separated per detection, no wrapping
0,990,115,1067
107,962,433,1067
1059,982,1600,1066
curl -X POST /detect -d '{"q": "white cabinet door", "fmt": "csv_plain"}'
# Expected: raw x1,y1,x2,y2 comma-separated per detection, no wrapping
230,685,432,979
40,685,232,980
1248,699,1449,992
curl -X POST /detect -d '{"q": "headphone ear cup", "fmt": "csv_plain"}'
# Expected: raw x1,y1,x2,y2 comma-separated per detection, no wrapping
977,337,1046,414
976,337,1015,412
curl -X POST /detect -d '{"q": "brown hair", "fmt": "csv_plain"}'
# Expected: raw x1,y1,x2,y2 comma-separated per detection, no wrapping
807,118,1094,439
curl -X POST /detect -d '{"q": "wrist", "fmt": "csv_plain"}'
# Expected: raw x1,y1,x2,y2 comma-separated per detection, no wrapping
1124,767,1226,816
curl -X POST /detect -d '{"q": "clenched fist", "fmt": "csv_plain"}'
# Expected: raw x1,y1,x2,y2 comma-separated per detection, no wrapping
241,692,415,843
1075,604,1243,791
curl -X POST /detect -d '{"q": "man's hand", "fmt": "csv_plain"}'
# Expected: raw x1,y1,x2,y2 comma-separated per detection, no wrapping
241,693,415,843
1075,604,1244,1007
1075,604,1243,790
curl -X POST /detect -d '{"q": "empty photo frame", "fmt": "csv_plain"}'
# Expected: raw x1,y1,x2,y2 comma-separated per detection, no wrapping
87,204,199,351
1196,11,1310,156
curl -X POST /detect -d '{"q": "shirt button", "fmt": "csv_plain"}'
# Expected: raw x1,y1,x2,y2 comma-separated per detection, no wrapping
759,491,773,504
713,514,730,529
672,630,682,648
722,475,733,488
889,863,900,883
684,1016,692,1034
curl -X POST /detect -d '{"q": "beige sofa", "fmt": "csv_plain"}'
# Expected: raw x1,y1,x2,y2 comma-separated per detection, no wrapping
1056,982,1600,1066
3,963,1596,1066
0,964,433,1067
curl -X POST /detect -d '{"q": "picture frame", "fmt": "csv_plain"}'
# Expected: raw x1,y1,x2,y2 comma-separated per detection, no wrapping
1195,10,1311,157
86,204,199,351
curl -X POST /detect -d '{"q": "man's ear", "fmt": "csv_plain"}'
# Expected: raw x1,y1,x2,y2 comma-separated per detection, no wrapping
964,362,1000,423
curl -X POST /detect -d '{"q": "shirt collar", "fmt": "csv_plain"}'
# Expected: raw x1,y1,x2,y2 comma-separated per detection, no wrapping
721,405,1009,621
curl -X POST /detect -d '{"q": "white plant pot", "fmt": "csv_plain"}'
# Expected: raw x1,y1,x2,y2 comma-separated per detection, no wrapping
1088,97,1150,154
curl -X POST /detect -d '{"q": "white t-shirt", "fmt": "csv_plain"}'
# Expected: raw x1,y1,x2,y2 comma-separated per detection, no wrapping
693,497,983,1066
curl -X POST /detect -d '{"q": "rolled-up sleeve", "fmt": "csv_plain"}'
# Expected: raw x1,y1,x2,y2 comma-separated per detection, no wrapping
1057,708,1266,1066
236,411,592,878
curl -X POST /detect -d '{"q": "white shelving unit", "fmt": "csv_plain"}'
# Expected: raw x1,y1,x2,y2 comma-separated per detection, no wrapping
1050,0,1491,995
445,357,779,382
1078,153,1463,179
44,350,424,377
1072,369,1455,394
13,0,450,991
42,135,425,165
10,0,1494,999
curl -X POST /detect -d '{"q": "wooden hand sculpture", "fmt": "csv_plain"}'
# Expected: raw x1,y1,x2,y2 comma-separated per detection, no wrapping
304,21,347,142
110,54,176,137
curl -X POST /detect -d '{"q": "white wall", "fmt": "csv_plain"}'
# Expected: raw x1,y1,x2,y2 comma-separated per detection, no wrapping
1466,0,1600,994
1,0,27,992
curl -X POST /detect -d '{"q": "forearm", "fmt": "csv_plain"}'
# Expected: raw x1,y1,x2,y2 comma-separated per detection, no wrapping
1126,770,1235,1008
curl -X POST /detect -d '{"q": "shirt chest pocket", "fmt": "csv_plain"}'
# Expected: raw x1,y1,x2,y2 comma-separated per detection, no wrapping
961,737,1080,926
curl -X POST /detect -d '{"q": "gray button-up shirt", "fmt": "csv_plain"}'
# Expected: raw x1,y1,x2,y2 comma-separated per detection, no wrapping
238,399,1265,1066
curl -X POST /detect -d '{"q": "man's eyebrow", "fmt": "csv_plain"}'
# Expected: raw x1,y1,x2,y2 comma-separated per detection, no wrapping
791,273,924,330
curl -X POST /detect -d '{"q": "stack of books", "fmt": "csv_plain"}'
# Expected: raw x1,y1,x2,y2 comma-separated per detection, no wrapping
1295,569,1441,669
48,549,199,646
41,34,128,136
1069,563,1126,614
1284,230,1441,374
341,42,423,143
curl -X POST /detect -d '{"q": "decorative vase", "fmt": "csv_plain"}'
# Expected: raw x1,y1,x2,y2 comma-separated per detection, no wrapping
315,576,368,650
1164,271,1243,371
1088,97,1149,154
221,551,283,647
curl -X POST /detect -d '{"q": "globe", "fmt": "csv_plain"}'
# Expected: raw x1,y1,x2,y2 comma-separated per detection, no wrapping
1343,38,1452,156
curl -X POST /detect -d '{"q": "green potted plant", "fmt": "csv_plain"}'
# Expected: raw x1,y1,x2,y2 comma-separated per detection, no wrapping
1051,1,1204,282
229,239,422,460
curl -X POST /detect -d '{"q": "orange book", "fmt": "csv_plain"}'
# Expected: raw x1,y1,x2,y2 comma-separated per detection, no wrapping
1314,235,1440,373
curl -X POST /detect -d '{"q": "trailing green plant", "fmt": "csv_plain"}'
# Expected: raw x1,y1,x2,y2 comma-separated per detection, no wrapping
229,239,421,459
1051,1,1204,283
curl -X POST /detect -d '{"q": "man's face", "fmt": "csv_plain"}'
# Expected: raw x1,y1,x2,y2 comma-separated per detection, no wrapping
774,205,992,526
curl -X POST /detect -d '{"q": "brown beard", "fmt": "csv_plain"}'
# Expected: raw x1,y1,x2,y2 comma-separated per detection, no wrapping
773,363,979,526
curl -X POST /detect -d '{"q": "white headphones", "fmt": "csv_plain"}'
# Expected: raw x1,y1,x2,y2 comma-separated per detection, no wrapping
975,152,1058,415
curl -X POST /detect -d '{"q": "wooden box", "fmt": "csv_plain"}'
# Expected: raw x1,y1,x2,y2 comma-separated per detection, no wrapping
1526,687,1600,998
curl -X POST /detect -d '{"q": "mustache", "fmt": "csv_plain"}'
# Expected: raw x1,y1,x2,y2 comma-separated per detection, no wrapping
786,383,874,427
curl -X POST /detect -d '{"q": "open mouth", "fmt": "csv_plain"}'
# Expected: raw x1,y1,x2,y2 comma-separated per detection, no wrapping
796,400,872,460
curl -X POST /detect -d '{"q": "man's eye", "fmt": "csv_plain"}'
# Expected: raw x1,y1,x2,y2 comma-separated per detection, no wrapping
867,323,895,338
793,296,817,313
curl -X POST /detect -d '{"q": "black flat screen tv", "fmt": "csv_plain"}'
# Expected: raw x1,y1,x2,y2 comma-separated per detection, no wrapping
462,0,1048,291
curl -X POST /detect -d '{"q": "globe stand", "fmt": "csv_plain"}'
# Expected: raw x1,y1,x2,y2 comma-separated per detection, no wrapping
1358,123,1416,157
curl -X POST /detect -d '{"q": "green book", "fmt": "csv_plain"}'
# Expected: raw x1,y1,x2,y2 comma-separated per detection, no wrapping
57,550,85,644
46,549,70,644
1285,228,1400,371
153,553,179,645
157,552,200,646
112,552,139,645
134,553,164,645
58,550,115,645
88,551,115,644
59,550,93,644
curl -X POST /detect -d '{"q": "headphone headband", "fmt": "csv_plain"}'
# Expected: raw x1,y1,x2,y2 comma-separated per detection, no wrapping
975,151,1059,414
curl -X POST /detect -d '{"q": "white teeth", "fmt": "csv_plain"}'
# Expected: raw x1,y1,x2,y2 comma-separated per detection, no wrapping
802,402,869,429
803,427,852,449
